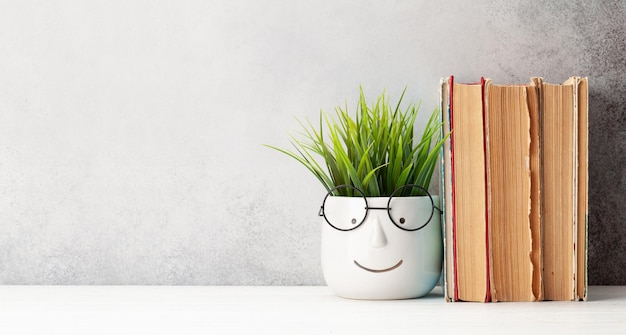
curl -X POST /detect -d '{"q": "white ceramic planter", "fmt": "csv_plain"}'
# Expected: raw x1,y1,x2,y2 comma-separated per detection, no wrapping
321,195,442,300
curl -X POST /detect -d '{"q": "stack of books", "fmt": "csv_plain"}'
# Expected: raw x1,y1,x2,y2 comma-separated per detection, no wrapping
439,76,588,302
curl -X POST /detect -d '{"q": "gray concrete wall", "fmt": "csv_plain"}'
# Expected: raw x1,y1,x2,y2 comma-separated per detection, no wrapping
0,0,623,285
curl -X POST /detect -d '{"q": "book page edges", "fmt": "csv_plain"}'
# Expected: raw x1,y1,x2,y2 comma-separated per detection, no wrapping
486,82,534,302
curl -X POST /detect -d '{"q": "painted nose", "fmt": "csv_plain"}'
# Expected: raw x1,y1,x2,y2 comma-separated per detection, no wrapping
369,217,387,248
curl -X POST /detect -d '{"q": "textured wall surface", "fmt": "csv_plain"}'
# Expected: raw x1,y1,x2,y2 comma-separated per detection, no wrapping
0,0,624,285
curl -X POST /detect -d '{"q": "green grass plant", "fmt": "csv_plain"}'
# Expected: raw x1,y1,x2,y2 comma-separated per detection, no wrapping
266,87,448,197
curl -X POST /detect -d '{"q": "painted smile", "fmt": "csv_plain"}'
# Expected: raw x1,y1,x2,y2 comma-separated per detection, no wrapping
353,260,403,273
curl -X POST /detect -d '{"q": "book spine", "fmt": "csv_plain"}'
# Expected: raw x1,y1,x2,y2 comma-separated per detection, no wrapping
448,75,459,302
439,78,449,301
578,77,589,301
480,77,491,303
571,77,579,301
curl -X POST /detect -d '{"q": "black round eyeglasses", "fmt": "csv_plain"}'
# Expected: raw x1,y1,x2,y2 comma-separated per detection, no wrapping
318,184,442,232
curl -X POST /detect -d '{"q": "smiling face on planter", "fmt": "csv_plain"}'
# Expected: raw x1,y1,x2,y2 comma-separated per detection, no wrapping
319,186,442,300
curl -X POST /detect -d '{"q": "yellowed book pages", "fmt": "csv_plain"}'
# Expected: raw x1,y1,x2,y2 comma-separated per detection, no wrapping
576,77,589,301
541,78,577,301
485,83,534,302
452,80,489,302
440,78,454,302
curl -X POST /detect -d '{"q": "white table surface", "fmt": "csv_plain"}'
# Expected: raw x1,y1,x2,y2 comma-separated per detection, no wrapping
0,285,624,334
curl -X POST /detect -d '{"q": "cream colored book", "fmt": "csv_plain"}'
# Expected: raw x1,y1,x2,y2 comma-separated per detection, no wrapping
484,81,541,302
540,77,581,301
450,77,490,302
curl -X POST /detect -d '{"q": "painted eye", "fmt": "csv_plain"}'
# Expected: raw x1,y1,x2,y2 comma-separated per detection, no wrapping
351,218,357,224
399,217,406,224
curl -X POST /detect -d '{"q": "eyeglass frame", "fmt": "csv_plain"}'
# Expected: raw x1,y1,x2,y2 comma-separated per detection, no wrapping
318,184,441,232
